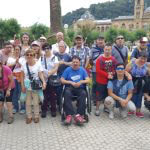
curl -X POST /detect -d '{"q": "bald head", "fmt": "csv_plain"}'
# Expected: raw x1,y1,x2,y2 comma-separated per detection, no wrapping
56,32,64,42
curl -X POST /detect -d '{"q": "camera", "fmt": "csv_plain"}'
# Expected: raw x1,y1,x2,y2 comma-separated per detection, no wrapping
31,80,42,90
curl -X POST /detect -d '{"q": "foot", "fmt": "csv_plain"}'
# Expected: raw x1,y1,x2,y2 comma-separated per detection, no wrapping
95,109,100,116
20,109,25,114
41,111,47,118
74,114,84,126
64,115,72,125
34,117,39,123
136,112,144,118
109,111,114,119
128,111,135,116
7,116,14,124
51,111,56,117
13,109,17,114
0,113,3,123
26,118,32,124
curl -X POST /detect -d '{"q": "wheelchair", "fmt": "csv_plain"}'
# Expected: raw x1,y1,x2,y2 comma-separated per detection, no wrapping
60,84,92,123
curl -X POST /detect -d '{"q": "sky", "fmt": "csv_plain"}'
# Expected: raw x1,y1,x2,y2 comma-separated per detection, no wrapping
0,0,112,27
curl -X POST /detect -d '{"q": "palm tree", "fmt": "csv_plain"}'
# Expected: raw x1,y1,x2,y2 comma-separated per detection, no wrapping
50,0,62,33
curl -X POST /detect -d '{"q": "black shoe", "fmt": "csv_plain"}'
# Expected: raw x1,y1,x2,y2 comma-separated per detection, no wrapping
51,111,56,117
41,111,47,118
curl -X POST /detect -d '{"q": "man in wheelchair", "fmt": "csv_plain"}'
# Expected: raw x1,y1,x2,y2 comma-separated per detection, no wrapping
60,56,90,125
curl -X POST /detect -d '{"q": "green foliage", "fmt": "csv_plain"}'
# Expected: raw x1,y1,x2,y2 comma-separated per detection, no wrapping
134,29,147,40
63,0,150,26
30,23,49,40
0,18,21,41
105,27,118,43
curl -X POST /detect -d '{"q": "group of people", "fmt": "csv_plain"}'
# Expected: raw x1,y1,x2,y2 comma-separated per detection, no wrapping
0,31,150,126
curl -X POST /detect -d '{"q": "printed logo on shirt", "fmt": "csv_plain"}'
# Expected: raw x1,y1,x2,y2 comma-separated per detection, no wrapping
71,75,80,81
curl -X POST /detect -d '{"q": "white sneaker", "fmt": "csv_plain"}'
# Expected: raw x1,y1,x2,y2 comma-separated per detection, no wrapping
109,111,114,119
95,109,100,116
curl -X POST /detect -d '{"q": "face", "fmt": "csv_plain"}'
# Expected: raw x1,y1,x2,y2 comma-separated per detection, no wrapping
140,41,147,49
58,43,66,53
104,46,112,56
56,33,64,42
116,36,124,46
116,65,125,76
139,56,147,65
40,39,46,46
32,45,40,54
75,38,83,47
26,53,35,62
4,44,13,54
44,48,51,56
96,39,105,48
14,46,21,55
72,58,80,69
22,34,29,44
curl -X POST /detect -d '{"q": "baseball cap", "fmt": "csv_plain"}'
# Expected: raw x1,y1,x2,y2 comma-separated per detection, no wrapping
75,35,83,39
39,36,47,40
31,41,41,47
140,37,148,43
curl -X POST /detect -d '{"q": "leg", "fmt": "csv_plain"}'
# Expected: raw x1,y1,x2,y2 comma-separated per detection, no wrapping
0,101,4,122
92,72,96,102
127,101,136,112
64,87,74,115
76,89,86,115
26,90,32,119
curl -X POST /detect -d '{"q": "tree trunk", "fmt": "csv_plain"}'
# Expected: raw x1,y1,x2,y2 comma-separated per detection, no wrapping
50,0,62,33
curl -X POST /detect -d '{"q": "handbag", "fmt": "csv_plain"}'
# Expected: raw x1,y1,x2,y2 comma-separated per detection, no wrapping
0,67,4,100
48,75,61,87
26,63,42,90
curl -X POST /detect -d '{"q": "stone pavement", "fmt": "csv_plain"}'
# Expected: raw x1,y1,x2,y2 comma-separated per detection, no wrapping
0,105,150,150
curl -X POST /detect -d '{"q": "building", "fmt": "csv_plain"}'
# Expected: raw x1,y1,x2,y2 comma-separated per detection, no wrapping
76,0,150,32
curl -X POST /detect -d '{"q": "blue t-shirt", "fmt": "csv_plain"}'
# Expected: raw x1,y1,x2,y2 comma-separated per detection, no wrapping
107,80,134,99
61,67,88,88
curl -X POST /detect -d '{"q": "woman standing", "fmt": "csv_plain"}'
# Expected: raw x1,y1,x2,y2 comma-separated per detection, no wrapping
126,51,148,117
0,55,15,124
7,45,25,114
21,49,46,124
41,43,59,118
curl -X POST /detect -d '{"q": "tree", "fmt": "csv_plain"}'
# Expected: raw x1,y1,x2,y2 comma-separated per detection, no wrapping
134,29,147,41
50,0,62,33
30,23,49,40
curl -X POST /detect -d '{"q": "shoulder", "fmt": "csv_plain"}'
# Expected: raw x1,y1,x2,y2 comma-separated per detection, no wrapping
3,65,12,73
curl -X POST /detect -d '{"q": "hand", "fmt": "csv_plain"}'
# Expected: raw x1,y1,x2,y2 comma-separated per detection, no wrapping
71,82,76,87
120,99,128,107
125,71,132,80
22,86,26,93
108,74,113,79
59,61,65,65
42,82,46,90
6,90,10,97
74,82,81,88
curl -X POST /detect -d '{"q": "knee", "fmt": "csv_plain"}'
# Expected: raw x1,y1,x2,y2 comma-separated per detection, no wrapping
104,96,115,107
128,101,136,112
64,89,72,96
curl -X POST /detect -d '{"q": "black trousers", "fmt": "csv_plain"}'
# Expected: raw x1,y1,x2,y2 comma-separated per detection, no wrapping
64,87,86,116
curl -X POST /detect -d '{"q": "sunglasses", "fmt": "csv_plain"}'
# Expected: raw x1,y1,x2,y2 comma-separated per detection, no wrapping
116,67,124,71
26,54,34,57
117,38,124,40
43,47,51,51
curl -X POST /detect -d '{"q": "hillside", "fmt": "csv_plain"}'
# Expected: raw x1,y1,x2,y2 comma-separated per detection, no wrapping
62,0,150,26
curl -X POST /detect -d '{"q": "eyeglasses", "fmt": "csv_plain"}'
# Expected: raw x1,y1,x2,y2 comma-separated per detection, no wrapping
5,46,12,49
116,67,125,71
117,38,124,40
43,48,50,51
26,54,34,57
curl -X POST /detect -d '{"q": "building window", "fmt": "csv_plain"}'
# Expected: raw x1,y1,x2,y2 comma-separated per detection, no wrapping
122,23,126,28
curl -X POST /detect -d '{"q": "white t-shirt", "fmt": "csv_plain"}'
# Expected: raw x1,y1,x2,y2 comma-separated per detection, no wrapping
21,61,43,80
52,43,69,54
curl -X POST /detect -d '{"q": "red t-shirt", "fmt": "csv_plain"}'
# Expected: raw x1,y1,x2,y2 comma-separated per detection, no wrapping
96,55,117,85
0,65,15,90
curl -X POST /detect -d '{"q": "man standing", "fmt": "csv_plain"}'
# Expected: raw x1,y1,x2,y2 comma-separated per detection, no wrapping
112,35,128,65
90,36,105,103
95,43,117,116
52,32,69,54
69,35,90,68
104,63,135,119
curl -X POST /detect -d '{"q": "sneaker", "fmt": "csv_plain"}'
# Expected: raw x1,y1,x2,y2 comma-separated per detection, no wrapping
26,118,32,124
128,111,135,116
20,109,25,114
103,107,109,113
34,117,39,123
109,111,114,119
41,111,47,118
136,112,144,118
0,113,3,123
64,115,72,125
7,117,14,124
13,109,17,114
74,114,84,126
95,109,100,116
51,111,56,117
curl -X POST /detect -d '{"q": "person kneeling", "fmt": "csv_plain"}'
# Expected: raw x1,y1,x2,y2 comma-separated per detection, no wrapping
104,63,135,119
60,56,90,125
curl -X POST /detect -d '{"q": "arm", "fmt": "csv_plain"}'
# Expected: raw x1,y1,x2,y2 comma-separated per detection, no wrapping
60,77,73,85
85,57,90,69
144,93,150,101
48,63,59,76
6,74,14,97
20,71,26,93
108,89,122,102
38,71,46,89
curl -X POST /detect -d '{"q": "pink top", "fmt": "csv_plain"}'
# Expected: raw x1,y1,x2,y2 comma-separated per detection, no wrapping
0,65,15,90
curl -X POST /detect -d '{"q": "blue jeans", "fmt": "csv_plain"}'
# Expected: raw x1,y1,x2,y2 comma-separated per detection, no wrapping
12,79,25,111
132,91,143,109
